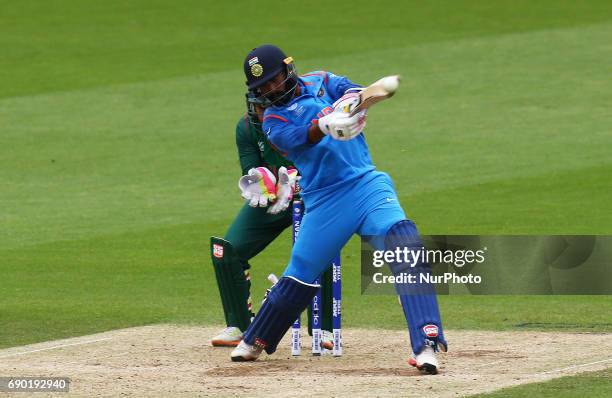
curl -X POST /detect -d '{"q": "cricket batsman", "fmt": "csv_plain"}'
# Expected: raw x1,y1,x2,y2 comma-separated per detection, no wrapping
231,44,447,374
209,92,336,350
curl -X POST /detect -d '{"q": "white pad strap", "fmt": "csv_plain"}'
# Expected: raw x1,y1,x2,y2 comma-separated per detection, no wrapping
285,275,321,288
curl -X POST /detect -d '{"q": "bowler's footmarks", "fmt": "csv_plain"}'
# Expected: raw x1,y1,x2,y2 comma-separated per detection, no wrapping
231,340,263,362
408,344,439,375
211,327,243,347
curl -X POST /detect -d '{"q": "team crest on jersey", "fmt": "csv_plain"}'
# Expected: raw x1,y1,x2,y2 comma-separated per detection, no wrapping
213,244,224,258
423,324,439,338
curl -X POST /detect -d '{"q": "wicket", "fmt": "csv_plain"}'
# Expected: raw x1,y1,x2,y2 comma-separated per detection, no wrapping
291,199,342,356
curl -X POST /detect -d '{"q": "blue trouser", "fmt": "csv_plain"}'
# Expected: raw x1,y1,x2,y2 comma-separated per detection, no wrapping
283,170,447,355
285,171,405,281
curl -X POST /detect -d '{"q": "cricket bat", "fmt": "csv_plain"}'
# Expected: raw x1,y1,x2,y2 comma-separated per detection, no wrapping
349,75,401,116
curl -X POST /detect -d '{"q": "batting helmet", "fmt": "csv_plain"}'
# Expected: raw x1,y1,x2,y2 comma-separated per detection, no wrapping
243,44,298,107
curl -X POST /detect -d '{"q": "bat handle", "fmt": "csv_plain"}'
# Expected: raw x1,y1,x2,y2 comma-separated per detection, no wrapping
349,100,364,117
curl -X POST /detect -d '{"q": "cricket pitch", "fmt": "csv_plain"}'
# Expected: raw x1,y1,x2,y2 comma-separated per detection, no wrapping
1,325,610,397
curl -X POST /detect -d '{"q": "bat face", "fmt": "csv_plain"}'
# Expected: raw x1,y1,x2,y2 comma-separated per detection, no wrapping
349,75,400,116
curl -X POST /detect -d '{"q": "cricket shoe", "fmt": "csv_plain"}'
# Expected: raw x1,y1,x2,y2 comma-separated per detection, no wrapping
231,340,263,362
211,327,243,347
408,343,439,375
321,330,334,351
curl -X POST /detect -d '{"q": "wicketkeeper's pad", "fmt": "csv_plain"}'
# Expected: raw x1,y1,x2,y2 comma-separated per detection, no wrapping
210,237,253,332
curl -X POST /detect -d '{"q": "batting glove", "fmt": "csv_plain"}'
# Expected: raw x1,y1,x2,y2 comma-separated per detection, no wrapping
318,109,367,141
332,91,361,113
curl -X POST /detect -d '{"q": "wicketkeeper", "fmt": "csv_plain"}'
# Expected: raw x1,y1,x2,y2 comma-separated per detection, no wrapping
209,93,336,349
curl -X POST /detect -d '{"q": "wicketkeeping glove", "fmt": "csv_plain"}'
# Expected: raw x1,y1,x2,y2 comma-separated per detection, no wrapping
238,167,277,207
267,167,299,214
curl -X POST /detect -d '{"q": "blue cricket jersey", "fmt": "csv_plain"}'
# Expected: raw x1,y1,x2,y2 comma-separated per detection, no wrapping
263,71,376,206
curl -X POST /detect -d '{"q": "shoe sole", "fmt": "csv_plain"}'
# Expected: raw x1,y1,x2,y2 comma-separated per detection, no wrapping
231,355,257,362
211,340,241,347
408,358,438,375
419,363,438,375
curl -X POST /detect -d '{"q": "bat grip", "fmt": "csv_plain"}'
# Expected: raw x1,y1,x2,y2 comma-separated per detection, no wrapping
267,273,279,284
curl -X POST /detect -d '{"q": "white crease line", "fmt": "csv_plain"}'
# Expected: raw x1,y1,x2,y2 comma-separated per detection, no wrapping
536,358,612,375
0,337,112,359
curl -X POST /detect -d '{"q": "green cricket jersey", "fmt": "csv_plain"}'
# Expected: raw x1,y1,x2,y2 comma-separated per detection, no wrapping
235,114,294,175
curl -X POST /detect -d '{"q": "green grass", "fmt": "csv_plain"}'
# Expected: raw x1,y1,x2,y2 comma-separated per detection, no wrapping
471,368,612,398
408,164,612,234
3,228,611,347
1,0,611,385
2,2,611,395
2,0,611,99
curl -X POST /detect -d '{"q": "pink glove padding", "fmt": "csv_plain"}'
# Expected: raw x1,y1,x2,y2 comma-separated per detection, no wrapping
268,167,299,214
238,167,277,207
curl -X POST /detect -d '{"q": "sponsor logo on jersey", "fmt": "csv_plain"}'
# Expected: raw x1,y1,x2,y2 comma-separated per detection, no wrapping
423,324,439,338
316,106,333,118
287,103,305,117
213,244,224,258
